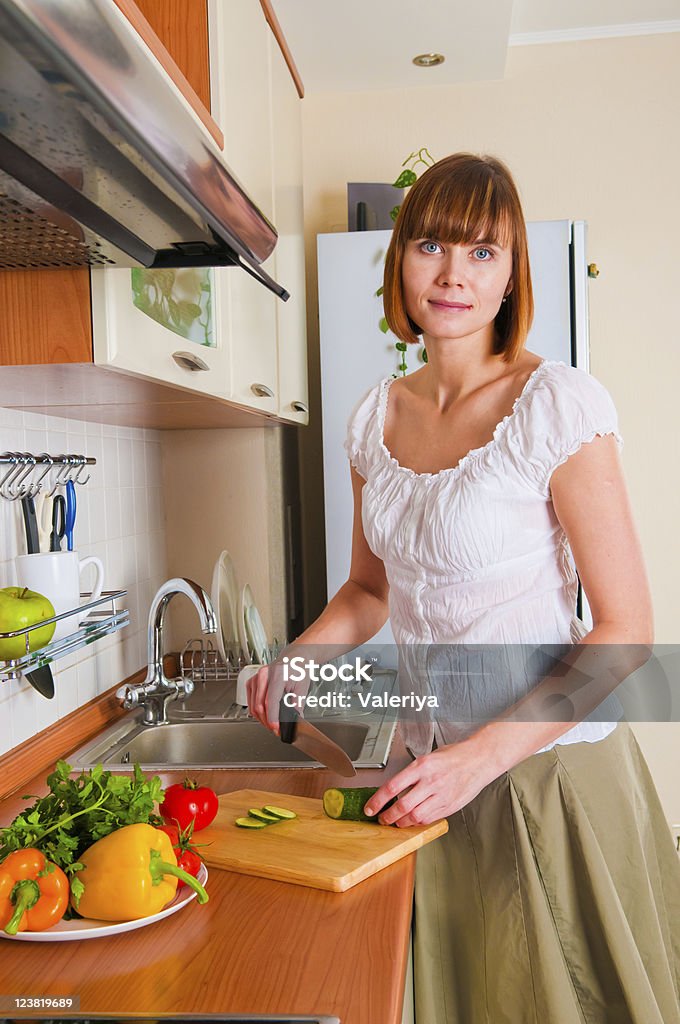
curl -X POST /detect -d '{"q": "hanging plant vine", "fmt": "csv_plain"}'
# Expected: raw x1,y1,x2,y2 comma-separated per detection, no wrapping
376,148,435,376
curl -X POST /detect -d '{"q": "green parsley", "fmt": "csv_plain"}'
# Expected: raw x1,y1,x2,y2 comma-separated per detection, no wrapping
0,760,163,880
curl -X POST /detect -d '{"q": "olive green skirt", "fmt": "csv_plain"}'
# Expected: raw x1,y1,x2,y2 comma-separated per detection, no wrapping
413,724,680,1024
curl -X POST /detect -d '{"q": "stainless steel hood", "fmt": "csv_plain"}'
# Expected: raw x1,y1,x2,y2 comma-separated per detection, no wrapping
0,0,289,299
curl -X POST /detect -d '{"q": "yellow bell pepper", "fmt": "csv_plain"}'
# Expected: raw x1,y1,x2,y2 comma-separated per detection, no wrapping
73,823,208,921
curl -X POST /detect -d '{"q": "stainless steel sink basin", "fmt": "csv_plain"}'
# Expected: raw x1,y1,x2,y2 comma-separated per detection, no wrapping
68,674,397,770
72,718,370,769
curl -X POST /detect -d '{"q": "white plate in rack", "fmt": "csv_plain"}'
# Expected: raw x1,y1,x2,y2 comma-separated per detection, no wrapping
238,584,268,664
0,864,208,942
210,550,240,666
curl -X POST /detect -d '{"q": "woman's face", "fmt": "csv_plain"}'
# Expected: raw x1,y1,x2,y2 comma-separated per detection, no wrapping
401,235,513,346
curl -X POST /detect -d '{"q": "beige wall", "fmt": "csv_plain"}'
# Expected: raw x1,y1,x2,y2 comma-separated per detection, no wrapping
161,426,288,655
298,32,680,816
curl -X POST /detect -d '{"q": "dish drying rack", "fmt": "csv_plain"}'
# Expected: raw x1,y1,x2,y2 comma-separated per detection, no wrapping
179,638,284,685
0,451,95,499
179,638,246,684
0,590,129,682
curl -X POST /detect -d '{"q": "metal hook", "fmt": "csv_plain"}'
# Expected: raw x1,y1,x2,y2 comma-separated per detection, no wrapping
47,457,70,497
33,453,54,495
10,453,36,499
73,455,91,486
68,454,82,485
0,453,20,499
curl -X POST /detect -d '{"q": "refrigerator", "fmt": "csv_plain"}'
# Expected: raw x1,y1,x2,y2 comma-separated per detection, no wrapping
317,221,592,650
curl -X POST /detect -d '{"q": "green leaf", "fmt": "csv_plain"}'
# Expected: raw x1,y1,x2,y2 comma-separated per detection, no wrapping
167,298,181,327
389,205,401,223
392,169,417,189
379,317,390,334
70,875,85,909
399,362,408,372
178,301,202,329
375,285,384,298
421,348,428,363
395,342,407,352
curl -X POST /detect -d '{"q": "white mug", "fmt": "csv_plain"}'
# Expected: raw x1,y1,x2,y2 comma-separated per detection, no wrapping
15,551,105,642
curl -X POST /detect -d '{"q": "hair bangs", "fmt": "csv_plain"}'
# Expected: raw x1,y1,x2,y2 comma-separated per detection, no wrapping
400,170,515,250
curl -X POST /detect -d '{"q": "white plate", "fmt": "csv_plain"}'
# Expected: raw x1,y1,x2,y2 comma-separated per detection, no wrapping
246,603,269,665
238,584,268,664
210,550,240,666
0,864,208,942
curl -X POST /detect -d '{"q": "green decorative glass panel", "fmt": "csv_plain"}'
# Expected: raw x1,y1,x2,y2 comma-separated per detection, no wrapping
131,267,215,347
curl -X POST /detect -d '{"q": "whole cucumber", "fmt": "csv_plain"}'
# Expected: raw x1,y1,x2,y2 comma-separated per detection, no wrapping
323,786,395,822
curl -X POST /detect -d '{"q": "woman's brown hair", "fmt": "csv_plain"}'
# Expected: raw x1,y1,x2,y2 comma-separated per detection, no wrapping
383,153,533,361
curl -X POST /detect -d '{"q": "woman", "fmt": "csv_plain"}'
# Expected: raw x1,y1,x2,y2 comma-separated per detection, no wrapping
249,153,680,1023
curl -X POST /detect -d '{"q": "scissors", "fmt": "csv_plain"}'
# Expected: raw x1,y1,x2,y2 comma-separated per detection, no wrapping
65,480,76,552
50,494,66,552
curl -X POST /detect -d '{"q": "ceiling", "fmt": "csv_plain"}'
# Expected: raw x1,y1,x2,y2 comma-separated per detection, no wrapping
272,0,680,94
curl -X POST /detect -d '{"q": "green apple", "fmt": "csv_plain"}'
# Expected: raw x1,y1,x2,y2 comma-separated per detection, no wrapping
0,586,56,661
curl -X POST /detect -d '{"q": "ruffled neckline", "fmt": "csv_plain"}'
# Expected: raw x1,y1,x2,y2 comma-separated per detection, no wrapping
377,359,559,481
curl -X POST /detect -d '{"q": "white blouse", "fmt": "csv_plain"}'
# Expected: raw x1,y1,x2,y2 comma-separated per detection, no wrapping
345,359,625,754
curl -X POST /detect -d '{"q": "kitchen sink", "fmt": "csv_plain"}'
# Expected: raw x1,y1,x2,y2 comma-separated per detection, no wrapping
68,674,397,771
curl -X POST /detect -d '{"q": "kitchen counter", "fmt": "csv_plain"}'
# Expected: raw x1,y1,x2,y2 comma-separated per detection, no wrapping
0,743,415,1024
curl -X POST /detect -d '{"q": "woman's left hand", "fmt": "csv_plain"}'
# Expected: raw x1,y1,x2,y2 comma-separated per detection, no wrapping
364,740,501,826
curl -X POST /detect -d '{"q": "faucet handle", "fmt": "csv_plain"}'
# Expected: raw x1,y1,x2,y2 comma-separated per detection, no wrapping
116,683,141,710
176,676,195,700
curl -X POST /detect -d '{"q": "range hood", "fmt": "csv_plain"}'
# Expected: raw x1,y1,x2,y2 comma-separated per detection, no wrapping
0,0,289,299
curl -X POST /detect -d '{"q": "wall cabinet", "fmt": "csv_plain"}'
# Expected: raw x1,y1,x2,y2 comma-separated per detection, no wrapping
208,0,308,424
0,0,308,428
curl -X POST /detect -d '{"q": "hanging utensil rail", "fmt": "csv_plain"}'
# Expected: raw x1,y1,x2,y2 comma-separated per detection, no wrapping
0,452,95,500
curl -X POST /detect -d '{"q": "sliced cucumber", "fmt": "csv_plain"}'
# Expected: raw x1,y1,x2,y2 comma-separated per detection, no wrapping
323,786,380,822
248,808,280,823
262,805,297,820
235,816,268,829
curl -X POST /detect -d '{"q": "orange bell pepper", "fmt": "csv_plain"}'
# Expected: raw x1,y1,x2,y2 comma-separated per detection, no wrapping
0,849,69,935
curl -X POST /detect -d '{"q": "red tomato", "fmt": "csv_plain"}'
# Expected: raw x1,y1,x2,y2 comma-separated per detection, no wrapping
159,779,219,832
157,823,204,888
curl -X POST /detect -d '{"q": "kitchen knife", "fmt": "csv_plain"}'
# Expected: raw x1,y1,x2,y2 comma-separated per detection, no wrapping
25,664,55,699
279,698,357,778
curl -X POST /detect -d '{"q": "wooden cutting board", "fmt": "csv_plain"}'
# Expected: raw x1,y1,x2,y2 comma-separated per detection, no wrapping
199,789,448,892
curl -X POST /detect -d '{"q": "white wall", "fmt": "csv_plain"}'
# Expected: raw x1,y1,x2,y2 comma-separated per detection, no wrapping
298,31,680,818
0,407,169,756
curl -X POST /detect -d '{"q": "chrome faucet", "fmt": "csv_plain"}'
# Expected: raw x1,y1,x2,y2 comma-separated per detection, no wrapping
120,577,217,726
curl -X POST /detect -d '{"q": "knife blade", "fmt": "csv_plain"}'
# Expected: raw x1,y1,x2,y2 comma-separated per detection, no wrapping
25,664,55,699
279,699,356,778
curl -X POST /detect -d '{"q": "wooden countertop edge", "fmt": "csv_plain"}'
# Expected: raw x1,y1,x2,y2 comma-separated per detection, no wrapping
112,0,225,148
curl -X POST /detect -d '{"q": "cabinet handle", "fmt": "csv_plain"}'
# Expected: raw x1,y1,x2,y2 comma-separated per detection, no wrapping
251,383,275,398
172,350,210,372
291,400,308,414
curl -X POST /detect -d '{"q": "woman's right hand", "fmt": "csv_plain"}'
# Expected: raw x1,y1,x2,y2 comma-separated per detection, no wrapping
246,661,285,734
246,657,312,735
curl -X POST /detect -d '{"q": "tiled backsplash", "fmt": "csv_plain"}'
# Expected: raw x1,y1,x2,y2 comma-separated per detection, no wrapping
0,406,169,757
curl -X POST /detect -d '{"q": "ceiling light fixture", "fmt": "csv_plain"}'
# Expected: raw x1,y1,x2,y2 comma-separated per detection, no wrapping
412,53,445,68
